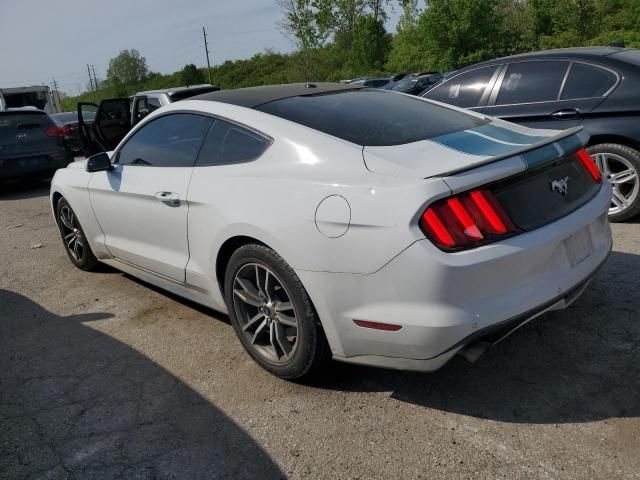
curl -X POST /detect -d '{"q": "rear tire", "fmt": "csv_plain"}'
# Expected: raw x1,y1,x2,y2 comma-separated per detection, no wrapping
55,198,99,271
587,143,640,222
224,244,329,380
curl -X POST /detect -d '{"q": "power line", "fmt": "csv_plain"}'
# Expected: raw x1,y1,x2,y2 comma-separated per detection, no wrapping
202,26,213,84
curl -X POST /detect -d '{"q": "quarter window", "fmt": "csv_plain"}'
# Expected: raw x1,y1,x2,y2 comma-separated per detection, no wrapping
196,119,270,166
496,61,570,105
425,66,497,108
560,63,617,99
118,113,213,167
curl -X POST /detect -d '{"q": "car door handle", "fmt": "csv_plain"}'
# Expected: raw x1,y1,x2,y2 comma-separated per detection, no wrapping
551,108,580,119
154,191,181,206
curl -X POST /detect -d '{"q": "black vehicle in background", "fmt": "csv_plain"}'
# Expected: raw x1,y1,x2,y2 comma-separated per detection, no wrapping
51,111,95,154
0,108,72,182
392,72,443,95
422,46,640,221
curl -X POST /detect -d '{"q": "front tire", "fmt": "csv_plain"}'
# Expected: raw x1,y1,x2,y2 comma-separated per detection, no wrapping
588,143,640,222
224,244,329,380
55,198,98,271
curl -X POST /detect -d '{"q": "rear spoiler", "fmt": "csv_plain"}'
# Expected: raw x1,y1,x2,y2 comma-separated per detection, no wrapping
428,126,588,178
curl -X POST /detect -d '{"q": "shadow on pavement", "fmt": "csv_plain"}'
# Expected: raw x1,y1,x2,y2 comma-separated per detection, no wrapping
0,289,283,479
0,179,51,201
312,250,640,424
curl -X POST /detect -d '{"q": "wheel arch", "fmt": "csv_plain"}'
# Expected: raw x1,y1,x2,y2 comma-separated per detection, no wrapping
587,134,640,152
215,235,268,296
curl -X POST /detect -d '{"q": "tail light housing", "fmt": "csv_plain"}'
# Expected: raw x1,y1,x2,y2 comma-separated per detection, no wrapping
576,148,602,183
420,189,516,250
45,126,71,137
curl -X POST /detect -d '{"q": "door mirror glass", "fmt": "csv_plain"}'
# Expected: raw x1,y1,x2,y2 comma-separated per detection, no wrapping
86,152,113,172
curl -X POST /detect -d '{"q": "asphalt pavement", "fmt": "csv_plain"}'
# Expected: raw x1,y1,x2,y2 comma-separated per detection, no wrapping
1,179,638,479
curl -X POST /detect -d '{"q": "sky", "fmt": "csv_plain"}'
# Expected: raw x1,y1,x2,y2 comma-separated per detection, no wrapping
0,0,401,95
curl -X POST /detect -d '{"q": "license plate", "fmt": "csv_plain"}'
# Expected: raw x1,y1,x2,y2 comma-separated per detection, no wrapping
565,228,594,267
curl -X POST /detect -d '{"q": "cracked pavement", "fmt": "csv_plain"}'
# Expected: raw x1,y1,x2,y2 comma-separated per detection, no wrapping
1,180,639,479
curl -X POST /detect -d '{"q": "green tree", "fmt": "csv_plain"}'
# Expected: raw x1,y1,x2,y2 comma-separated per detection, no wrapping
418,0,505,70
106,49,149,86
180,64,205,85
386,0,427,72
349,15,391,73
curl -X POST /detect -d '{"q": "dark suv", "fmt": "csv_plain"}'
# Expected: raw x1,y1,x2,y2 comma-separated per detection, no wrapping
422,47,640,221
0,108,72,182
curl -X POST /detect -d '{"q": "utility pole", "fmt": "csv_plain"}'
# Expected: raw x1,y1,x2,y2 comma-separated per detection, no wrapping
52,77,62,113
202,26,212,84
87,64,94,92
91,65,98,90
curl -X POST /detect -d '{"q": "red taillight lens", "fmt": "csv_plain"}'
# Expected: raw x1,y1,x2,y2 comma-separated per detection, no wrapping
576,148,602,183
45,126,71,137
420,189,516,250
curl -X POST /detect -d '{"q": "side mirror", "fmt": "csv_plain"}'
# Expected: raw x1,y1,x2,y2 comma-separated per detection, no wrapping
86,152,113,172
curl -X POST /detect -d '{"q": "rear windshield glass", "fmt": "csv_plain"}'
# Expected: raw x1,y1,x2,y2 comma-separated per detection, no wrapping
255,89,486,146
0,112,52,140
52,112,77,123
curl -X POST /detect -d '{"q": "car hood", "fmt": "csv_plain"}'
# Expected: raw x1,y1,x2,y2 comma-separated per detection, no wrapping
362,120,575,179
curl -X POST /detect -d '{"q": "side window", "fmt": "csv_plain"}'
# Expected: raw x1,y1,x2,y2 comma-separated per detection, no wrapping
425,66,497,108
118,113,213,167
560,63,617,100
147,96,161,112
196,119,270,166
496,61,570,105
134,97,148,121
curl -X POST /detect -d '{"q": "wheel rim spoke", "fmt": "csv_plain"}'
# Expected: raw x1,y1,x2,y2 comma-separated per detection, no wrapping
275,302,293,312
610,169,637,185
274,322,293,359
251,318,268,344
243,312,265,332
276,312,297,327
233,278,262,307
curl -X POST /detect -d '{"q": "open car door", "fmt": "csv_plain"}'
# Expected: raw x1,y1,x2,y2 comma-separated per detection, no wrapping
77,98,131,155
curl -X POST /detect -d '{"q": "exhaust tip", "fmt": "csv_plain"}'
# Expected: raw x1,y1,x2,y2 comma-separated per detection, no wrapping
458,340,491,363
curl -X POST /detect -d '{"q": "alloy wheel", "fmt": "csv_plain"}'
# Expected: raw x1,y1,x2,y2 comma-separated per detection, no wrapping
59,205,85,262
232,263,299,364
592,152,640,216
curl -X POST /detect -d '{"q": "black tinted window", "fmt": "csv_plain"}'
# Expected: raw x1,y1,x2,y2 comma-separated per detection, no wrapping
497,61,569,105
148,97,161,111
196,119,270,166
256,90,486,146
560,63,617,99
118,113,212,167
425,66,497,108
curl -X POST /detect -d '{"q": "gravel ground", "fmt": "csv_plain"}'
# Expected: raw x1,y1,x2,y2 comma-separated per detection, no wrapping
1,179,639,480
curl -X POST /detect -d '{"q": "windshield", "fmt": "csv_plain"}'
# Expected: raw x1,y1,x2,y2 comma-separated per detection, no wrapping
392,77,418,91
255,89,486,146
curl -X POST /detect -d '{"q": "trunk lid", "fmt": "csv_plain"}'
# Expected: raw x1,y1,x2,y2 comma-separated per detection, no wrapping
362,120,584,179
0,110,63,160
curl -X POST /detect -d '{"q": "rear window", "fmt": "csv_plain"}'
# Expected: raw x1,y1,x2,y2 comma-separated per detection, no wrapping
0,112,52,141
52,112,77,123
255,90,487,146
560,63,618,99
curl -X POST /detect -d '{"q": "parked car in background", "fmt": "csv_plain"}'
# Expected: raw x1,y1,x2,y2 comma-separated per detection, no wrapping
348,77,396,89
51,111,95,154
51,83,611,379
422,47,640,221
393,72,444,95
0,108,72,182
77,84,220,155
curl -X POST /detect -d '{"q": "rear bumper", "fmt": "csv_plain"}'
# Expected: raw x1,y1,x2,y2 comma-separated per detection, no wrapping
297,181,612,371
0,153,72,180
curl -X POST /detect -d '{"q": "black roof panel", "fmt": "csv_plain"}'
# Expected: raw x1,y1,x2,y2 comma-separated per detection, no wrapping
191,82,361,108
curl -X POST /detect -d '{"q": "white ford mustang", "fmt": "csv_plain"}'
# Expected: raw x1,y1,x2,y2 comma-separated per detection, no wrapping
51,83,612,379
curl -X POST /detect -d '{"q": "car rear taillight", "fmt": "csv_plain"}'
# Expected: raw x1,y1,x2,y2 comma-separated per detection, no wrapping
45,126,71,137
576,148,602,183
420,189,516,250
